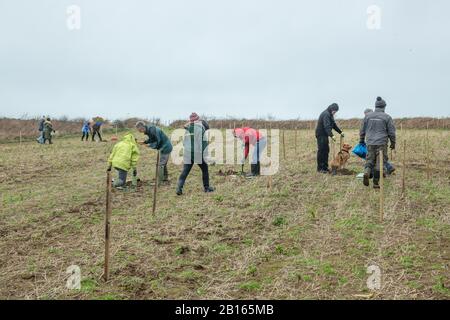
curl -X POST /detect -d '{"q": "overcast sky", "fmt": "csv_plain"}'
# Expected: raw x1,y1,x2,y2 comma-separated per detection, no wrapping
0,0,449,121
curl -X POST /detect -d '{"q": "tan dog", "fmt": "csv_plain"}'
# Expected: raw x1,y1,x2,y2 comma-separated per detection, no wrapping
330,143,352,175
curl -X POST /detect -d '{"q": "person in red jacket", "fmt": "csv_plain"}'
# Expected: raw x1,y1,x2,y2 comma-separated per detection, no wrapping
233,127,267,177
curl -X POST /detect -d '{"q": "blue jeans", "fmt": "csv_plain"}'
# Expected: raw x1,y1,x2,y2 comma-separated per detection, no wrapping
114,168,128,187
251,137,267,164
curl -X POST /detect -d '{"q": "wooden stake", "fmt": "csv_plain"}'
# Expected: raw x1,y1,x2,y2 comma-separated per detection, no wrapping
331,138,336,160
379,149,384,222
426,122,430,180
401,140,406,197
152,151,160,215
19,130,22,146
104,170,112,281
294,128,297,154
282,130,286,160
267,175,272,191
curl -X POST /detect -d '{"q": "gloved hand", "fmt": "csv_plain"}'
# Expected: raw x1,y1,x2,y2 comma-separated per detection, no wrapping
331,136,336,142
340,132,345,138
359,138,365,145
107,165,112,172
390,143,395,150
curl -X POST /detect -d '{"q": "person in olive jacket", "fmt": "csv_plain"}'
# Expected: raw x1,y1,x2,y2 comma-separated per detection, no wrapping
315,103,344,173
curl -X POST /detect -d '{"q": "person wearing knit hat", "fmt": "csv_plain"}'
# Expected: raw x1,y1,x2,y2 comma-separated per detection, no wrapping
375,96,386,108
360,107,395,176
315,103,344,173
360,96,396,188
189,112,200,122
176,114,214,195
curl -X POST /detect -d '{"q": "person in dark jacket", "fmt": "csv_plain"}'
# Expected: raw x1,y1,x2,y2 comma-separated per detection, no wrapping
136,121,173,184
175,115,214,195
91,117,104,142
315,103,344,173
43,118,55,144
360,97,396,188
362,108,395,176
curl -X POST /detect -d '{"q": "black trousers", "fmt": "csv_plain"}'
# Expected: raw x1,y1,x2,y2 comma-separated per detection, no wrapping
81,132,89,141
92,129,102,141
316,135,330,172
178,162,210,189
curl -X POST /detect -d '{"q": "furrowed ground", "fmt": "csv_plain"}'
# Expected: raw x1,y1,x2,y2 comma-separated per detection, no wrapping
0,129,449,299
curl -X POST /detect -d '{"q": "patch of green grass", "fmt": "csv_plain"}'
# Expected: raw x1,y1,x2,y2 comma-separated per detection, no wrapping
432,277,450,296
272,216,287,227
320,263,336,276
81,278,97,293
246,265,257,276
239,280,261,291
212,243,234,254
179,269,201,281
399,256,415,269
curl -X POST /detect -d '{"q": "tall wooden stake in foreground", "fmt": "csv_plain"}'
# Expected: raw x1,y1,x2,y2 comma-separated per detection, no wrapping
401,140,406,197
104,170,112,281
152,151,160,215
379,150,384,222
282,130,286,160
426,122,430,180
19,130,22,145
294,128,297,154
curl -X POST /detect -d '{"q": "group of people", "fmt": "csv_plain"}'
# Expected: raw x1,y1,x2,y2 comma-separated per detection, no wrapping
81,117,104,142
40,97,395,193
107,112,268,195
37,116,55,144
315,96,396,188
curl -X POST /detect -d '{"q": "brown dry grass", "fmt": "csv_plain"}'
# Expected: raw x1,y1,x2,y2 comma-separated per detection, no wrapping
0,128,448,300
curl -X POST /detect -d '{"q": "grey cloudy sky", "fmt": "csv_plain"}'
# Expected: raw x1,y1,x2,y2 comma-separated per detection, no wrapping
0,0,449,121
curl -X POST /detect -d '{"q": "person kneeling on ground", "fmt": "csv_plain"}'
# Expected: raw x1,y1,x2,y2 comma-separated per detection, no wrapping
176,115,214,195
107,132,140,189
135,121,173,185
360,97,396,189
233,127,267,177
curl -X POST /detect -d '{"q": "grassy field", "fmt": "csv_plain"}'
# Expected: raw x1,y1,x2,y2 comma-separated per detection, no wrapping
0,129,449,299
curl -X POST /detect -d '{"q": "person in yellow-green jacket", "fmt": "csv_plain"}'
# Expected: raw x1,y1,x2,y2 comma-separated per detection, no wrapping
107,132,140,189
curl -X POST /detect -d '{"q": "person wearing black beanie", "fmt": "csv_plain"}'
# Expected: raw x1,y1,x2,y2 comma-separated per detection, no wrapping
360,96,396,188
315,103,344,173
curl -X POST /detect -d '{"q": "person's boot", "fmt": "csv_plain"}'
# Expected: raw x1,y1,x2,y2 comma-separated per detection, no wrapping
246,164,258,178
176,180,183,195
204,186,215,193
373,170,380,189
163,165,169,182
363,167,370,187
158,166,166,185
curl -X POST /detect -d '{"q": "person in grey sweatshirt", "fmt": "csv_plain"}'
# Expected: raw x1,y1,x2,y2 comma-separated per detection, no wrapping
362,108,395,176
360,97,396,188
